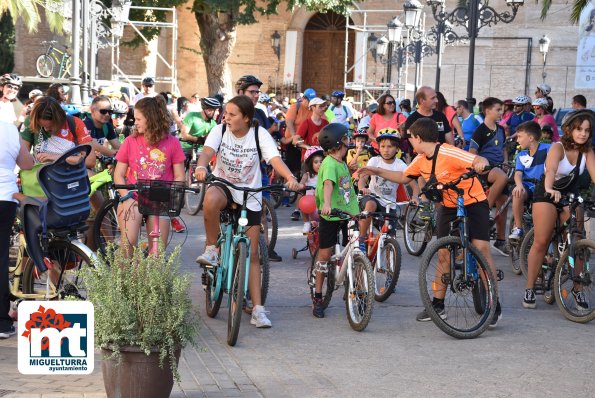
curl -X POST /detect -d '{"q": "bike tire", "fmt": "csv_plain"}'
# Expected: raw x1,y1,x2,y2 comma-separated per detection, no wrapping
205,267,223,318
419,236,497,339
553,239,595,323
345,251,375,331
519,227,534,279
374,238,402,302
309,249,334,309
22,239,95,300
404,204,429,256
36,54,55,78
261,198,278,252
509,229,523,276
259,235,270,305
93,199,120,257
185,163,205,215
227,241,247,346
308,226,319,259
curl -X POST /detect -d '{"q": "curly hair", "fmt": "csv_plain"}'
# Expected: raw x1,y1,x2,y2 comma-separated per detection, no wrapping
133,96,173,145
560,114,593,153
29,96,67,134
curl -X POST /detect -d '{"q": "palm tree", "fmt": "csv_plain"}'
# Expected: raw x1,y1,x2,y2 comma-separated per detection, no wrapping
0,0,63,32
540,0,591,24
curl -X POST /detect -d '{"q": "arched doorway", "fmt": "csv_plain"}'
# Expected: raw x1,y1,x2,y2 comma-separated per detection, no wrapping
301,12,355,96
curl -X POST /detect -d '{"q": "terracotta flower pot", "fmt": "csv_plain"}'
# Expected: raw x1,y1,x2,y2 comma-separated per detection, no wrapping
101,345,181,398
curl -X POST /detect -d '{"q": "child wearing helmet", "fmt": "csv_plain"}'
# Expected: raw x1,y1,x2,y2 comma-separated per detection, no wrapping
312,123,359,318
299,146,324,234
505,95,534,140
357,130,417,255
532,98,559,142
347,128,372,173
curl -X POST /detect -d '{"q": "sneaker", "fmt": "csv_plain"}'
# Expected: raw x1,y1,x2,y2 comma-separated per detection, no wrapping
171,217,186,233
489,301,502,328
492,240,510,257
302,221,311,235
523,288,536,309
312,297,325,318
358,241,367,255
268,249,282,262
571,289,589,310
196,245,219,267
0,325,16,339
291,210,301,221
250,305,272,328
508,227,524,242
416,300,446,322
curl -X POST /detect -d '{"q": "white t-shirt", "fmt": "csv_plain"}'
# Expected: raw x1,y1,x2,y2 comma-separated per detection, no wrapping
205,124,280,211
0,100,17,124
132,91,158,105
330,104,353,127
0,121,21,202
367,156,407,207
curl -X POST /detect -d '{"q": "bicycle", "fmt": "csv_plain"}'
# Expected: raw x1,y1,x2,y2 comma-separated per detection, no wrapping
418,169,497,339
403,200,436,256
200,175,287,346
307,210,375,331
360,194,405,302
10,145,97,302
35,40,82,79
184,147,207,215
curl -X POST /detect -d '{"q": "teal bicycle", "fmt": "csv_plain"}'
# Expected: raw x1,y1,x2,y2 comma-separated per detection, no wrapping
201,175,288,346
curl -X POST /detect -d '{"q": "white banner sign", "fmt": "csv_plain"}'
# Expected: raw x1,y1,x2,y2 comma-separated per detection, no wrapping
575,3,595,89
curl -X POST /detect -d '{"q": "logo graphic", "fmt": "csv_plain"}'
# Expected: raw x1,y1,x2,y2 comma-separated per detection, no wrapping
18,301,94,375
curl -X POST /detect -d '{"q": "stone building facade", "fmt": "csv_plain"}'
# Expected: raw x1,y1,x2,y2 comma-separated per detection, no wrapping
13,0,594,108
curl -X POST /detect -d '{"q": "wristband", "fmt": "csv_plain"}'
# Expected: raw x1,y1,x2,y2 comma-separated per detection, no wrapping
196,166,208,172
119,191,134,203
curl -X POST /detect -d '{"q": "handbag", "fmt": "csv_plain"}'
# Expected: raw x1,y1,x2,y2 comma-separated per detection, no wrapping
553,151,582,191
19,163,47,198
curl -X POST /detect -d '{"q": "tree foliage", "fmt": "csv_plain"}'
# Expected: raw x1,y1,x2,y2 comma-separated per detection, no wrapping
0,12,15,73
539,0,591,24
0,0,64,32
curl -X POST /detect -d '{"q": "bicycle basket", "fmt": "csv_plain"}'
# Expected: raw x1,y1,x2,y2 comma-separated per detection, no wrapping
137,180,186,217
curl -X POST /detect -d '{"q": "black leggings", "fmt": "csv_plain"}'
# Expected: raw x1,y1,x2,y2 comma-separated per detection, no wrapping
0,201,17,331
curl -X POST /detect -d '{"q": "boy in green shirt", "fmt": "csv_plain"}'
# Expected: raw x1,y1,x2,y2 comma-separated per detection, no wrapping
313,123,359,318
180,97,219,156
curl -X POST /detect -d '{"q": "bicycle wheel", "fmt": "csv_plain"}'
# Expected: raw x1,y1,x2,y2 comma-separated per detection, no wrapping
553,239,595,323
261,198,278,252
509,232,523,276
185,163,205,215
374,237,402,302
36,54,55,77
345,251,374,331
419,236,496,339
227,241,247,346
519,227,534,279
22,239,95,300
308,226,319,259
308,249,334,309
93,198,120,256
205,266,223,318
404,204,430,256
259,235,270,305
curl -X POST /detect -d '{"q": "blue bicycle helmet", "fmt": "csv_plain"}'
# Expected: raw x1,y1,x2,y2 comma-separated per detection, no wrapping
331,90,345,99
62,104,82,116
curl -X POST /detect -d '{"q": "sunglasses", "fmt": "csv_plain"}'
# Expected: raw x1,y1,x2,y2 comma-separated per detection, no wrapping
385,101,396,105
99,109,114,115
5,84,20,91
532,106,541,109
513,104,523,107
112,113,126,119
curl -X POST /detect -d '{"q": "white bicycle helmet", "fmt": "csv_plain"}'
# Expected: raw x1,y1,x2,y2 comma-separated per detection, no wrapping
111,100,128,115
512,95,530,105
2,73,22,87
258,93,271,103
536,83,551,96
532,97,548,108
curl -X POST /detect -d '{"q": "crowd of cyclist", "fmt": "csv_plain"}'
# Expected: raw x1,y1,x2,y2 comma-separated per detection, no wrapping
0,69,593,337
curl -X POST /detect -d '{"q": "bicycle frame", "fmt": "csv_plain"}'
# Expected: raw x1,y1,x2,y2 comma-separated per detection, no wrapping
331,218,362,290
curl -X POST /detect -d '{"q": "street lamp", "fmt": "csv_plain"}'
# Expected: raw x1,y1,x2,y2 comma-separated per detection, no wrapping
427,0,525,111
539,34,550,82
405,29,435,99
426,21,467,91
368,32,379,62
404,0,424,30
271,30,281,94
385,17,403,88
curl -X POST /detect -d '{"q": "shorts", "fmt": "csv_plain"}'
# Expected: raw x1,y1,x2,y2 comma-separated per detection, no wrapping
533,175,578,205
478,172,509,196
210,182,261,226
437,200,490,242
360,195,387,214
318,218,347,250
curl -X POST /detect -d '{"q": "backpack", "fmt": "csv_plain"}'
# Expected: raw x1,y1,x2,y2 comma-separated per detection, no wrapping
421,144,444,203
329,104,348,116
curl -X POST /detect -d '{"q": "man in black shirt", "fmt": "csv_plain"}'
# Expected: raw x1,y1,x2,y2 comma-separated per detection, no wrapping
84,95,120,158
402,86,454,152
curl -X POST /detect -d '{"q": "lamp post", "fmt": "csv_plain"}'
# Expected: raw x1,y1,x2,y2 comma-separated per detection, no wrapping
539,34,550,83
368,32,378,63
385,17,403,89
427,0,525,111
405,30,435,98
426,21,467,91
69,0,82,106
271,30,281,95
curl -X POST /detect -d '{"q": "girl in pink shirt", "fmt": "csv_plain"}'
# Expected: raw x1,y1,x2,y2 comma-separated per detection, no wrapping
114,96,186,254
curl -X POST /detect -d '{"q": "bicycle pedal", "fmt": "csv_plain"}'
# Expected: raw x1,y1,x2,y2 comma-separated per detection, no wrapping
496,269,504,281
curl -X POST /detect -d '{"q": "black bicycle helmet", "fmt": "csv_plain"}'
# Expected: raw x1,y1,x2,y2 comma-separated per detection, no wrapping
142,77,155,86
319,123,348,151
235,75,262,92
561,109,595,131
201,96,221,109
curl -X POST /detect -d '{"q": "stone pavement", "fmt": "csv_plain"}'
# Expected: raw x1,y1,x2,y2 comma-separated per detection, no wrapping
1,206,594,397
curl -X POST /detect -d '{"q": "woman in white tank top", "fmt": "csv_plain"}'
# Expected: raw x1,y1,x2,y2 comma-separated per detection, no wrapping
524,110,595,310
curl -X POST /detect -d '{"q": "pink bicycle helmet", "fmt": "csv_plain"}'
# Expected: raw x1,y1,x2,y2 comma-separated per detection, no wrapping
304,146,324,162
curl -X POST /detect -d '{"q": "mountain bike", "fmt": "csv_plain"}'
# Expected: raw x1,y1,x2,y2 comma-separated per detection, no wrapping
35,40,82,79
360,194,405,302
418,169,497,339
307,210,375,331
403,201,436,256
184,148,207,215
201,175,289,346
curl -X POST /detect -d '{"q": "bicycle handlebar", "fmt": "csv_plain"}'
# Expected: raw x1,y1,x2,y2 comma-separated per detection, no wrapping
113,182,202,194
205,174,298,194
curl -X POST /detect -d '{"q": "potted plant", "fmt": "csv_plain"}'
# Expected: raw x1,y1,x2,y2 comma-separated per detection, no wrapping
84,244,200,398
